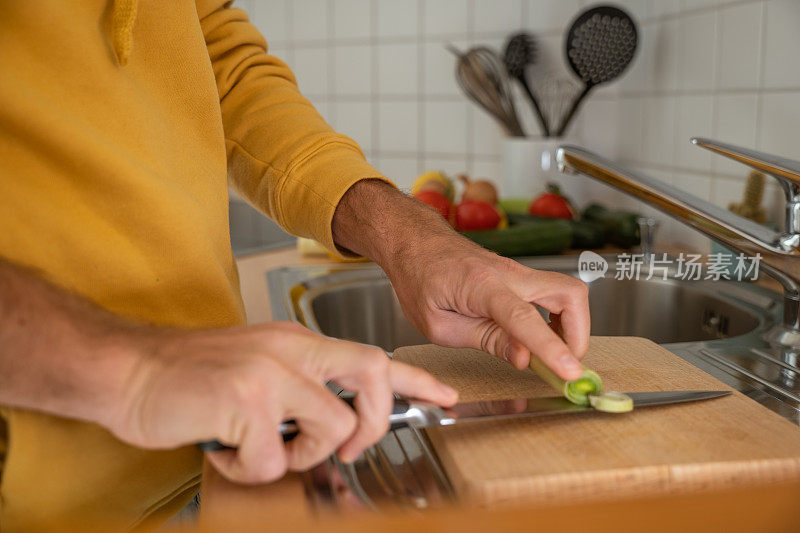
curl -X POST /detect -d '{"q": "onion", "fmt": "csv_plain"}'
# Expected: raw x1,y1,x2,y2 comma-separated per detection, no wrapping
459,174,498,205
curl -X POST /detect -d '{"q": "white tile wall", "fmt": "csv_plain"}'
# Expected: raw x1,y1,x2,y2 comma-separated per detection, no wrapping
717,2,763,90
378,0,419,38
473,0,523,34
290,0,329,42
377,43,418,95
762,0,800,88
424,0,469,37
241,0,800,250
332,44,372,95
333,0,372,40
678,11,717,91
378,101,419,153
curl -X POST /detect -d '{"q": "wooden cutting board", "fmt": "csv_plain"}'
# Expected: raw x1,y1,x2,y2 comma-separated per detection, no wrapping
393,337,800,506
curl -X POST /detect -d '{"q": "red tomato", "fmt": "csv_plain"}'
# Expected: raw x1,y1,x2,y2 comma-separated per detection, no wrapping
455,200,501,231
414,190,452,220
528,189,574,219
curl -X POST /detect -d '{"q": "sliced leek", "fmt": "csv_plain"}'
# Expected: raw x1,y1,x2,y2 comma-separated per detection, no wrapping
589,391,634,413
528,357,603,406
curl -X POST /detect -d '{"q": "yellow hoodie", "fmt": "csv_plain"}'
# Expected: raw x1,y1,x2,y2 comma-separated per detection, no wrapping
0,0,389,529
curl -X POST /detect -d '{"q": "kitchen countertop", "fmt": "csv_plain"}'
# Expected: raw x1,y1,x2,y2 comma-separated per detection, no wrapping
201,477,800,531
200,244,793,529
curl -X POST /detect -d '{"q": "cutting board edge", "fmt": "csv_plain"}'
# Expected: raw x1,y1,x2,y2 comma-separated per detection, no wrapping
456,456,800,507
395,339,800,507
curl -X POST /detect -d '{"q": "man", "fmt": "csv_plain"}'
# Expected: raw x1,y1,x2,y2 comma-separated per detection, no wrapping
0,1,589,530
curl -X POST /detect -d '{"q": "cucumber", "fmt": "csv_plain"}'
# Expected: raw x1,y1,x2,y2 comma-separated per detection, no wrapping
570,220,606,249
505,212,551,226
506,212,607,249
581,203,609,221
581,203,641,248
461,220,573,257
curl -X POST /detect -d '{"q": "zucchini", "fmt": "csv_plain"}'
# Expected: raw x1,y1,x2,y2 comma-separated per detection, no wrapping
506,213,607,250
461,219,572,257
570,220,606,249
505,212,551,226
581,203,641,248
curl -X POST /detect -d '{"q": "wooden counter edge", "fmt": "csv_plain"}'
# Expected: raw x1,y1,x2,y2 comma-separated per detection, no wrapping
198,473,800,532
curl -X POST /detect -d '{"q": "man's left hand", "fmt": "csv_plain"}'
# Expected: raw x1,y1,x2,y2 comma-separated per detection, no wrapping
332,179,590,381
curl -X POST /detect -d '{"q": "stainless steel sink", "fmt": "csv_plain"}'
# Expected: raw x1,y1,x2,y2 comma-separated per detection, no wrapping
265,254,798,512
304,263,765,351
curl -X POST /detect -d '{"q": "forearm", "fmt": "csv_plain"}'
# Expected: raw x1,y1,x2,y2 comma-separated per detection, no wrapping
0,259,142,428
332,180,472,272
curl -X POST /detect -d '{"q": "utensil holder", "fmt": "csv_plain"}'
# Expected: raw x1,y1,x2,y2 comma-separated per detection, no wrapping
501,137,586,204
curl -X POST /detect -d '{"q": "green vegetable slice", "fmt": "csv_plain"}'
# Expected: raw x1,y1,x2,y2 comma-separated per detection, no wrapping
589,391,634,413
528,357,603,406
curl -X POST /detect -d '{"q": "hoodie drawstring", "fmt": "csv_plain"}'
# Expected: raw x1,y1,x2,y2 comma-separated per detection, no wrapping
111,0,138,66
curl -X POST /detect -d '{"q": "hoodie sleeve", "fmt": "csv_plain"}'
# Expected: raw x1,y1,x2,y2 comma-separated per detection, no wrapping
195,0,394,255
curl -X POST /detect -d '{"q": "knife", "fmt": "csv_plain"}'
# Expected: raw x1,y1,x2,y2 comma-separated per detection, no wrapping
197,390,730,452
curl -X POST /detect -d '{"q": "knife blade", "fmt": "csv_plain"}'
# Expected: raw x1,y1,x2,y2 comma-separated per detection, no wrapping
197,390,730,452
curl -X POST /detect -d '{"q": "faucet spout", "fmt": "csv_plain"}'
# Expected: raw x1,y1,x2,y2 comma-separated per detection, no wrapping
557,144,800,337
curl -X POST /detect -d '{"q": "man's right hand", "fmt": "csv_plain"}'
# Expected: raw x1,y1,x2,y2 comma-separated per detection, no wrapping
106,321,458,484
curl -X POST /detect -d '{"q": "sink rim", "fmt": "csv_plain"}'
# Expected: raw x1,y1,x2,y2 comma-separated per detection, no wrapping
289,257,780,349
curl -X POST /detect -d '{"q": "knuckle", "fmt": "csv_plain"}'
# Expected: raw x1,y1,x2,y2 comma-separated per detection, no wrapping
327,412,357,445
358,346,390,375
570,277,589,295
471,266,500,286
508,303,537,324
257,321,307,345
495,255,521,271
364,417,390,444
367,348,390,371
248,454,287,484
275,320,307,333
228,362,283,412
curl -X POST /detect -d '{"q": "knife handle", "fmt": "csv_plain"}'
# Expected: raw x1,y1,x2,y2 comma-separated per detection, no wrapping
196,397,413,452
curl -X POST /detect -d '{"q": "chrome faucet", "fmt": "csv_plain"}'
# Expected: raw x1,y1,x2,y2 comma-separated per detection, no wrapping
557,138,800,349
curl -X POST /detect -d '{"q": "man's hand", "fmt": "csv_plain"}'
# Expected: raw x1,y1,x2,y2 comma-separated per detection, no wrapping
111,322,457,483
333,180,590,380
0,259,457,485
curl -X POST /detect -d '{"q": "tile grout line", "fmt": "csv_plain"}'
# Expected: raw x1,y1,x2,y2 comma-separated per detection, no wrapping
708,7,723,199
754,0,768,151
417,0,426,176
285,0,294,67
463,0,479,175
326,0,336,131
370,0,379,165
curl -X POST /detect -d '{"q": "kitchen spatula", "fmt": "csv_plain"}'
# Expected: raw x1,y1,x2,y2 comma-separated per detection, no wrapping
556,5,638,136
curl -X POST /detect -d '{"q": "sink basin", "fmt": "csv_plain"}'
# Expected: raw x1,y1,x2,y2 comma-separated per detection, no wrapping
299,256,771,352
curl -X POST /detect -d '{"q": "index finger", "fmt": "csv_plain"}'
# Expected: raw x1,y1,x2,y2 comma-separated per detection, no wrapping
504,272,591,360
481,284,584,380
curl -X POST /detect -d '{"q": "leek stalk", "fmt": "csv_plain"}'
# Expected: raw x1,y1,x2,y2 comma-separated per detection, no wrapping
528,357,633,413
528,356,602,406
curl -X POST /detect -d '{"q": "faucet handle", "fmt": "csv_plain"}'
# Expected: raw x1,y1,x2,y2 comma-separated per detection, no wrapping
691,137,800,233
691,137,800,190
